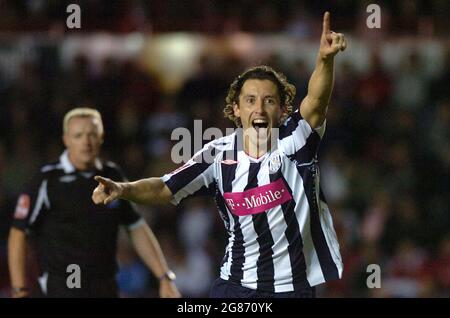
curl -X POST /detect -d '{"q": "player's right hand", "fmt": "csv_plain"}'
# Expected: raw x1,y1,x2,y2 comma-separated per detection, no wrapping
92,176,123,205
319,12,347,61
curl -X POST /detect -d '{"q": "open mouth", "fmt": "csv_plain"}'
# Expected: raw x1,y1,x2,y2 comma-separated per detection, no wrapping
252,119,269,133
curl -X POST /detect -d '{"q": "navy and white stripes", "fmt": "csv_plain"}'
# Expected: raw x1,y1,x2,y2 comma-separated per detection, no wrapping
161,110,343,292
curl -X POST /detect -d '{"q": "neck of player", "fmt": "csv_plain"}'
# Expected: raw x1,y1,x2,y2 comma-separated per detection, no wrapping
244,134,272,159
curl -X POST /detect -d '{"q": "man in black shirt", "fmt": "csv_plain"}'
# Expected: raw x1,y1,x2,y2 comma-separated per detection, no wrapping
8,108,180,298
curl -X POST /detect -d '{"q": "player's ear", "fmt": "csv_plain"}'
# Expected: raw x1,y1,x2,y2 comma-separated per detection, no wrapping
278,104,288,125
281,103,288,116
233,102,240,118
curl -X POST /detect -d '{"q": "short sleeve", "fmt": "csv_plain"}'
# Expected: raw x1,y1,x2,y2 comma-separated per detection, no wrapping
12,173,50,232
118,201,142,229
278,110,326,163
161,142,217,205
109,164,143,228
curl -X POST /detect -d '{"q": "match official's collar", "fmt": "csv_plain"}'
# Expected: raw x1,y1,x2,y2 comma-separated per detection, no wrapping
60,150,103,174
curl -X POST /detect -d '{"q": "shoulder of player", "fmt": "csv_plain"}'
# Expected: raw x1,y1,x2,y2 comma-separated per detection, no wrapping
277,109,318,141
280,110,302,128
39,160,65,177
196,134,235,163
20,161,65,189
102,160,120,171
204,133,235,151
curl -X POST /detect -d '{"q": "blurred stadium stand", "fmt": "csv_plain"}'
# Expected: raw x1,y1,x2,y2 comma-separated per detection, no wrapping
0,0,449,297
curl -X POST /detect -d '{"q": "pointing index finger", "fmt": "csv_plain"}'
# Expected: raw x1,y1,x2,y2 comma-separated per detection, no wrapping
94,175,108,185
322,11,330,35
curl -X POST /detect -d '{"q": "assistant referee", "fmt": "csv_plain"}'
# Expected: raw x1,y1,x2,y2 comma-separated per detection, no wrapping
8,108,180,298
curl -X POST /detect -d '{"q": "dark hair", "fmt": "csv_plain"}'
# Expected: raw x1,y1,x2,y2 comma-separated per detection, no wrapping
224,65,296,127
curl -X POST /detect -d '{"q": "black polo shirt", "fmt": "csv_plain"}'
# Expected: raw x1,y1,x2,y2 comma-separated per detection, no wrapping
12,151,142,279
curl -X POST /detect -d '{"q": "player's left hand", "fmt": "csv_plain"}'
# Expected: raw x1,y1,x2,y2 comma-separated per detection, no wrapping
159,280,181,298
319,12,347,61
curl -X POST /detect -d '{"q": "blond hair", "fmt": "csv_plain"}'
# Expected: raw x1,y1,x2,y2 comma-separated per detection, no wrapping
63,107,104,135
224,65,296,127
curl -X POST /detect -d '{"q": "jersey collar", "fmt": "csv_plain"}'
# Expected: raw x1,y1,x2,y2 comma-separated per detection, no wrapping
59,150,103,174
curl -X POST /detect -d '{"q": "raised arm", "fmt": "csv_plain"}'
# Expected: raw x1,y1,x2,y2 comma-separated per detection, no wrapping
92,176,172,206
300,11,347,128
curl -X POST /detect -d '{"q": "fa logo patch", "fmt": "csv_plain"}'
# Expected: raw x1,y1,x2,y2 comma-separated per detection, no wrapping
14,194,30,219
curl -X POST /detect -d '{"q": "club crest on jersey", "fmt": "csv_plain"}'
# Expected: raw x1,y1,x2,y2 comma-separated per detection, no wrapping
14,194,30,219
268,153,281,173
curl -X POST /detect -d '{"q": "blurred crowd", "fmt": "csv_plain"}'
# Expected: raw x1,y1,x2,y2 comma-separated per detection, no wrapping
0,0,448,36
0,0,449,298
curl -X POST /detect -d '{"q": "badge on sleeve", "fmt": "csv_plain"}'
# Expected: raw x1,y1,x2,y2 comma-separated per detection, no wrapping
14,194,31,219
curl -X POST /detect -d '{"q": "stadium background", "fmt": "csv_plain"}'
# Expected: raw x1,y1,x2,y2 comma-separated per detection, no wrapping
0,0,448,297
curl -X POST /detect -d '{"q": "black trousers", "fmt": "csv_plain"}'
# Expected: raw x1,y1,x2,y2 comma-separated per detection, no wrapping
39,273,118,298
209,278,316,298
